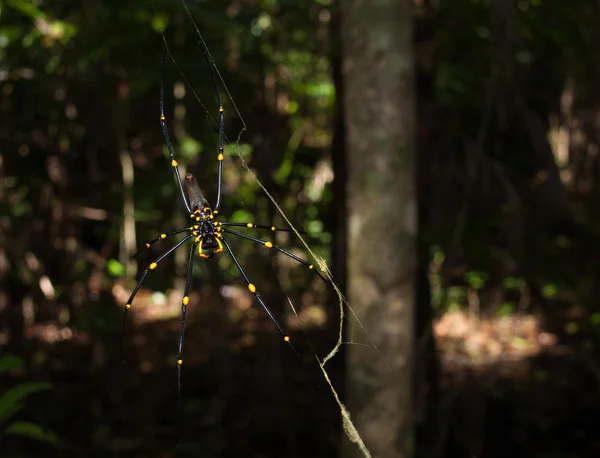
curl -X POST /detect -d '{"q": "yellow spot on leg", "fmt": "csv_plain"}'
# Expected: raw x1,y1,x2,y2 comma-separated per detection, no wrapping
309,264,314,270
126,303,131,309
217,153,224,161
160,115,165,120
150,262,157,270
145,243,150,248
177,359,183,365
271,226,276,231
247,223,253,228
265,242,273,248
171,159,178,167
160,233,166,239
183,296,189,306
284,336,290,342
248,283,256,293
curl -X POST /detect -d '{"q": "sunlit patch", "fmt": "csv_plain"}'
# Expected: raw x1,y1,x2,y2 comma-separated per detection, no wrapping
25,323,91,345
221,284,253,312
275,248,308,270
113,283,198,323
434,310,557,372
236,333,256,349
307,160,334,201
287,304,327,329
39,275,56,299
151,291,167,306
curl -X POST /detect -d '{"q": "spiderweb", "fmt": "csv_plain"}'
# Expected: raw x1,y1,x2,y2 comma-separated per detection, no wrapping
156,2,388,456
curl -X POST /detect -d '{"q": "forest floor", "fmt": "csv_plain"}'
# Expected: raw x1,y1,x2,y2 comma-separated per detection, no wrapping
433,308,600,458
7,285,600,458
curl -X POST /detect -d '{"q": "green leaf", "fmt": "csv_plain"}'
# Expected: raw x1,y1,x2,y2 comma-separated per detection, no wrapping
151,13,169,33
464,270,487,290
0,382,52,425
447,286,466,306
107,259,125,277
499,301,516,317
5,421,60,446
542,283,558,299
502,276,525,290
286,100,299,115
511,336,527,350
180,136,202,161
565,321,579,335
304,81,335,98
75,259,87,273
6,0,47,20
307,219,323,235
0,355,23,373
0,402,23,426
225,142,252,159
229,209,255,224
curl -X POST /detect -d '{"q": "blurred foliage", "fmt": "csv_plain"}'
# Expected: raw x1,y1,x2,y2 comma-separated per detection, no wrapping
1,0,600,456
0,355,59,447
0,0,340,455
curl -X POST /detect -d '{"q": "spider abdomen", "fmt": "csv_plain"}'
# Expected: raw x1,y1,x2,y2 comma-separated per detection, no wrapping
194,219,222,259
198,233,222,259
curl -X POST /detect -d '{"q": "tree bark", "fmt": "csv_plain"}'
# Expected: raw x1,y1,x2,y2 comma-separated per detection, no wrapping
341,1,416,457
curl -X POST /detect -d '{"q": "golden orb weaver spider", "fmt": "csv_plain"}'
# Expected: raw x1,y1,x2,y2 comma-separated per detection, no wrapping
122,44,332,408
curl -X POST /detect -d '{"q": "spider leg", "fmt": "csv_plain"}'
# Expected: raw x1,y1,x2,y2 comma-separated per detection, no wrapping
221,228,332,287
193,32,225,213
160,48,191,214
217,221,307,234
121,234,194,361
221,237,295,348
132,227,195,259
177,241,198,415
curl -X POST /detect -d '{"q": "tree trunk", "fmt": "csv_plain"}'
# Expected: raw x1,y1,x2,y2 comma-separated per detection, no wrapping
341,1,416,457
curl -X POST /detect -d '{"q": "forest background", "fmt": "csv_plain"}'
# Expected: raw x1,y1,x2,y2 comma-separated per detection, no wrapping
1,0,600,457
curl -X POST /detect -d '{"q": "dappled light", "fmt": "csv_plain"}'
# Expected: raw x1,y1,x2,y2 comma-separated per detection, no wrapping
434,309,557,370
26,323,91,346
2,0,600,456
